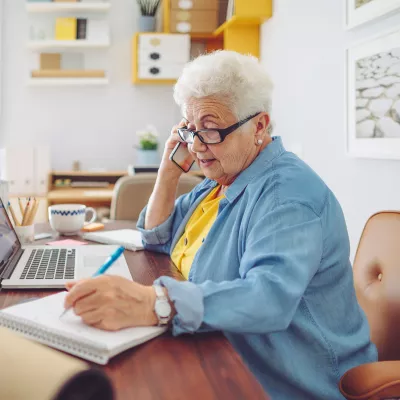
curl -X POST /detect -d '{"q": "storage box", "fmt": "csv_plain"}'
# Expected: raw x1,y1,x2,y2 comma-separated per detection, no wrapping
170,10,218,33
40,53,61,70
171,0,218,10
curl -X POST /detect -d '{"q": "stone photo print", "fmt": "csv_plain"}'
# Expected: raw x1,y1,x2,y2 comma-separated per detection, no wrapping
355,49,400,139
347,0,400,28
347,29,400,159
356,0,374,9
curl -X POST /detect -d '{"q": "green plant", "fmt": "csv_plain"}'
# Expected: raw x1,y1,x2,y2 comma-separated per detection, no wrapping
136,126,158,150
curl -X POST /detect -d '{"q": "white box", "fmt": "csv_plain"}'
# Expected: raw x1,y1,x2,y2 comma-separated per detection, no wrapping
0,146,51,196
34,145,51,195
0,147,35,195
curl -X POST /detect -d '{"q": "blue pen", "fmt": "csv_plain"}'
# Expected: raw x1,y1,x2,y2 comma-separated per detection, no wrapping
59,246,125,318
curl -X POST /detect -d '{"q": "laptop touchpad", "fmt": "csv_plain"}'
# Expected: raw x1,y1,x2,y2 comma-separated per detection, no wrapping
83,256,123,269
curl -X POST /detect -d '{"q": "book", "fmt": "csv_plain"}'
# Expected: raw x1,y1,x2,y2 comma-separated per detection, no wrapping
226,0,235,20
0,292,166,365
55,18,77,41
82,229,144,251
77,18,87,40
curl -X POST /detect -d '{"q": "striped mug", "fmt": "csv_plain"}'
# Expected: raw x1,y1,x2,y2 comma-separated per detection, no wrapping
48,204,97,236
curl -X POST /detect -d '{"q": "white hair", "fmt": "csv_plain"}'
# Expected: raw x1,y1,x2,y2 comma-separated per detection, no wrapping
173,51,274,122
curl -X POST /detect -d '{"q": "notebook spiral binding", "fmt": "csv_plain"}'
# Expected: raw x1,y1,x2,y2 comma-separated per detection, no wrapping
0,314,108,364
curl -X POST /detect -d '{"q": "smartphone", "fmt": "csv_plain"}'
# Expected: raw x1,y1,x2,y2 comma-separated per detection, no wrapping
169,142,195,173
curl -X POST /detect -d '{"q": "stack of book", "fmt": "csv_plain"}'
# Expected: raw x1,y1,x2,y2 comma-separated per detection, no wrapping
55,17,109,42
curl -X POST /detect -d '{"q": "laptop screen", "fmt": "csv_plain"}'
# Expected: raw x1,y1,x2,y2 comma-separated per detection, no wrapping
0,198,21,277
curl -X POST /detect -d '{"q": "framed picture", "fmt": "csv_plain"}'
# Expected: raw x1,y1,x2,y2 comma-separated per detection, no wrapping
347,0,400,29
347,29,400,159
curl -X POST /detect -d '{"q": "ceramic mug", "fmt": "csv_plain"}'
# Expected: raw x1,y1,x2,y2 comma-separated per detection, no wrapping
48,204,97,236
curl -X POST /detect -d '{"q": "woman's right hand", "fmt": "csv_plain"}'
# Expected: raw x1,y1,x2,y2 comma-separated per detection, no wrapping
159,119,190,178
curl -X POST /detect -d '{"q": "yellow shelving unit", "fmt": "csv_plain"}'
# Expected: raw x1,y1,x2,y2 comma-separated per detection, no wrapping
132,33,177,85
132,0,272,84
213,0,272,58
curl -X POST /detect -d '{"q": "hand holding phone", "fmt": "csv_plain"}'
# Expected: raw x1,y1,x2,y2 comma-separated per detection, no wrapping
169,142,195,173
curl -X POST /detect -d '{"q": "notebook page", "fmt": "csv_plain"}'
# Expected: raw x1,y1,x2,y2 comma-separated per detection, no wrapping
83,229,144,250
1,292,165,352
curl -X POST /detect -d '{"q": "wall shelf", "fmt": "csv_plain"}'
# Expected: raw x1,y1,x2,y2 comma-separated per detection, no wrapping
213,16,267,37
27,40,110,50
27,78,109,86
26,2,110,13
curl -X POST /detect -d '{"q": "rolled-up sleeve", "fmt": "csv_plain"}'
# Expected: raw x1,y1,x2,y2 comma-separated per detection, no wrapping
155,202,323,335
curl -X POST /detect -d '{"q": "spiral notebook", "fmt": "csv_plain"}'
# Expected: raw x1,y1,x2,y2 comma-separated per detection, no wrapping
0,292,166,365
82,229,144,251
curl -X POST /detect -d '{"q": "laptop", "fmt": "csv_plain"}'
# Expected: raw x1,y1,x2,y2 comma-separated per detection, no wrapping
0,198,132,289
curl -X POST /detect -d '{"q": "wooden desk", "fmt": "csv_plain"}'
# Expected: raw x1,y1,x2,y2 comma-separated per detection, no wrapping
0,222,268,400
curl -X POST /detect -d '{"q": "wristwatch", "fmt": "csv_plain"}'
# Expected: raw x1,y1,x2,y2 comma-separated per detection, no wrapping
153,284,172,326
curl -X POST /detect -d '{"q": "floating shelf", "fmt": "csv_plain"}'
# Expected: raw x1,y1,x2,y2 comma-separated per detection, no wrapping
27,78,109,86
190,33,217,40
213,16,266,37
26,2,110,13
27,40,110,50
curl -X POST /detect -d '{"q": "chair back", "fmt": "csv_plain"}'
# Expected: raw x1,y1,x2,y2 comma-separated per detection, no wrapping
110,173,203,222
353,211,400,361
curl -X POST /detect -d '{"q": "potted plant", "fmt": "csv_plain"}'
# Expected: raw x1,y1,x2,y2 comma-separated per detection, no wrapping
135,125,160,165
137,0,161,32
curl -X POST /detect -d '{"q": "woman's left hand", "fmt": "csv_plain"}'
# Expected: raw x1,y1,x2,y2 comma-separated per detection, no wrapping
64,276,158,331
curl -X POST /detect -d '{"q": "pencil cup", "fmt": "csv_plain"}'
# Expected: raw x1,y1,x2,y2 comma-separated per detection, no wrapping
14,224,35,245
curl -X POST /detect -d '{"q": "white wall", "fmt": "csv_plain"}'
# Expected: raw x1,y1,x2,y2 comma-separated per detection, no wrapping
1,0,179,170
261,0,400,260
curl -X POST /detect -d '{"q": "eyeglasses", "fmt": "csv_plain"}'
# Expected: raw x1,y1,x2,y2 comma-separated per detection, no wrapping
178,113,261,145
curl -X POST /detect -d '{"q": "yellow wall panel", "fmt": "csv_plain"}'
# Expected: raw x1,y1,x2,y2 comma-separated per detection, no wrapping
235,0,272,19
224,25,260,58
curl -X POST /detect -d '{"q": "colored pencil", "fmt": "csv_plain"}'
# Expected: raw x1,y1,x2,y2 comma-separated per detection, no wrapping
21,197,31,226
18,197,24,216
8,202,21,226
27,198,40,226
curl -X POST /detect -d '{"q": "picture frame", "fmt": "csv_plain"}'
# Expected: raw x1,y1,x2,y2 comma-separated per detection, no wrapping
347,0,400,29
347,28,400,159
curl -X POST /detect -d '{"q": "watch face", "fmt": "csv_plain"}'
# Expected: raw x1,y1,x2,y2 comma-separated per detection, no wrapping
155,301,171,318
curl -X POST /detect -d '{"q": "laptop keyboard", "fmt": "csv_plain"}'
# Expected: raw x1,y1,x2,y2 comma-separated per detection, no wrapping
20,249,76,280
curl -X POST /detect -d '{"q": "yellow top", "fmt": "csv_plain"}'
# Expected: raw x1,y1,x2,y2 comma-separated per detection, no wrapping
171,186,224,280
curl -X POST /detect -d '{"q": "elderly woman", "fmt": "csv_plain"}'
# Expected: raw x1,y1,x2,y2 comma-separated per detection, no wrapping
65,51,377,399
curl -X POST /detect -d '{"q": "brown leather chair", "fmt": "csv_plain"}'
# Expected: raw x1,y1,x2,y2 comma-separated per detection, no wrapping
339,211,400,399
110,173,203,222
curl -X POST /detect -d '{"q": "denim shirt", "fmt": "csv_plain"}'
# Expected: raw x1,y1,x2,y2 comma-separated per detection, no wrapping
136,137,377,400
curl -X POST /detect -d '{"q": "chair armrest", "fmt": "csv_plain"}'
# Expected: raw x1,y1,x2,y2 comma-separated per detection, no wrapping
339,361,400,399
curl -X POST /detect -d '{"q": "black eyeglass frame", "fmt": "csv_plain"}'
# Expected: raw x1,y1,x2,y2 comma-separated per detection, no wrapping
178,112,261,144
